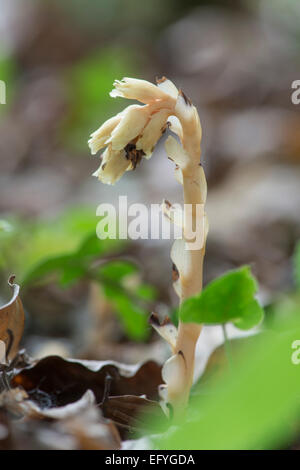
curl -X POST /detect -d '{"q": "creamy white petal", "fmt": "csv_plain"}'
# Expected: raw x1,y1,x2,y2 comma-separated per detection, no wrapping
110,77,169,104
157,78,178,99
175,91,195,122
161,199,183,228
88,114,121,155
107,105,149,151
173,279,181,298
171,238,192,282
95,147,131,185
149,313,178,352
167,115,183,139
165,135,189,169
174,166,183,185
136,108,169,157
161,353,186,403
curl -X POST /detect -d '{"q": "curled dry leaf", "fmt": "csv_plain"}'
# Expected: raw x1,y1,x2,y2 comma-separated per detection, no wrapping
102,394,169,438
60,398,121,450
0,388,121,450
0,276,25,362
11,355,162,408
9,357,163,443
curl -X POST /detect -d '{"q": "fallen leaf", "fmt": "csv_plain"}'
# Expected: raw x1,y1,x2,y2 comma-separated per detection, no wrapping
0,388,121,450
103,394,168,437
11,356,162,408
0,276,25,361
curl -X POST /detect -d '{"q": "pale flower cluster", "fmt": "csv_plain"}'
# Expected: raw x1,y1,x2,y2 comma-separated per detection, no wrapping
88,77,195,185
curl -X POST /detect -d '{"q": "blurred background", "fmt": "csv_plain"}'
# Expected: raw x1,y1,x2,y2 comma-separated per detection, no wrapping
0,0,299,367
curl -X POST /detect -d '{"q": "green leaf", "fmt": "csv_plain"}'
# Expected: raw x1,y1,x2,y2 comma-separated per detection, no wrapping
293,241,300,290
103,284,149,341
20,208,124,286
76,233,107,258
22,254,73,285
135,284,157,301
98,260,138,281
154,309,300,450
180,266,264,330
22,253,89,287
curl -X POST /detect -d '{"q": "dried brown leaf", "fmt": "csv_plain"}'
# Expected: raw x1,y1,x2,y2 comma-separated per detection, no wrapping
103,394,168,437
0,276,25,362
11,356,162,408
0,388,121,450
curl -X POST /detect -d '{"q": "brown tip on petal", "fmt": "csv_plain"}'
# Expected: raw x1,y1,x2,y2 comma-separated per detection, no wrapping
101,162,107,170
149,312,173,327
161,315,173,327
168,156,174,162
8,275,16,286
178,350,187,365
164,199,172,208
179,89,192,106
149,312,160,327
172,263,179,282
156,76,167,84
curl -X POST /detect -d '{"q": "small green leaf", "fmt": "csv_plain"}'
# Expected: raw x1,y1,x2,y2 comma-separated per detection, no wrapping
180,266,264,330
98,260,138,281
103,284,149,341
22,254,73,285
293,241,300,290
135,284,157,301
76,233,106,257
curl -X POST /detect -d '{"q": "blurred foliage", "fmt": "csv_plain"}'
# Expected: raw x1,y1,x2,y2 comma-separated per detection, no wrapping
180,266,264,330
147,241,300,449
0,55,16,113
95,260,156,341
0,207,111,279
0,207,156,341
294,241,300,290
264,242,300,330
103,283,150,342
62,47,139,150
153,308,300,449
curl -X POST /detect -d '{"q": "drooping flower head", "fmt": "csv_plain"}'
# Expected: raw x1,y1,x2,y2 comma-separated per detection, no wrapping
88,77,201,185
